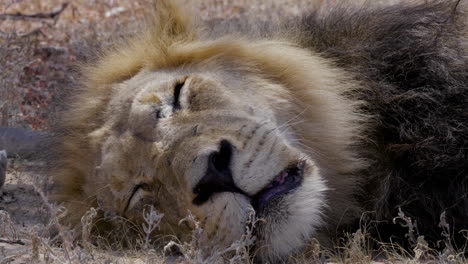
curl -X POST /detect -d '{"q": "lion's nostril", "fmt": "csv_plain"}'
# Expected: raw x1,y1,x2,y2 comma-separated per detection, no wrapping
210,139,232,173
193,140,245,205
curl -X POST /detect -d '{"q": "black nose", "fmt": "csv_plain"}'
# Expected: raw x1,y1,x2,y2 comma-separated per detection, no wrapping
192,140,245,205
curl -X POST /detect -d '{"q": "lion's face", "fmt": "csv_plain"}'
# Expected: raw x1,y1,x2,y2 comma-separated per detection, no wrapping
87,66,327,260
54,1,363,261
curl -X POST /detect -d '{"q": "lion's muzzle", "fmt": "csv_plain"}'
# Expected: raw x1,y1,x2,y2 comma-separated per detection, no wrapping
192,139,246,205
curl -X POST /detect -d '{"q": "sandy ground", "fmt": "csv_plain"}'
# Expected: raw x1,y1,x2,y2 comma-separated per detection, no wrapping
0,160,49,263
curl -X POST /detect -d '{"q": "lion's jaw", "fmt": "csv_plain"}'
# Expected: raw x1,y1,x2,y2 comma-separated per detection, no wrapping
86,67,328,261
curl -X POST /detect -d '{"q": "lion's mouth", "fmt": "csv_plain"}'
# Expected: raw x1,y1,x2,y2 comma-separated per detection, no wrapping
252,162,304,211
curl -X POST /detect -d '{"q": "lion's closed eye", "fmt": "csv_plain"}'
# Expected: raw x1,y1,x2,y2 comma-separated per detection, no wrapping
125,183,151,214
173,81,184,111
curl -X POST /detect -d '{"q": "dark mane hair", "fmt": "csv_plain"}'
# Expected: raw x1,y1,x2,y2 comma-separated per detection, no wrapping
298,1,468,246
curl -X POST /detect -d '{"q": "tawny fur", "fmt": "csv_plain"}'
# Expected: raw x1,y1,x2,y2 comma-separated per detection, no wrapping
50,0,468,262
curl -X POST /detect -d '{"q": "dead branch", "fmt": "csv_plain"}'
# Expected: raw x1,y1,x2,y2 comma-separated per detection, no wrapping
17,28,45,38
0,3,68,21
0,238,25,245
0,28,45,39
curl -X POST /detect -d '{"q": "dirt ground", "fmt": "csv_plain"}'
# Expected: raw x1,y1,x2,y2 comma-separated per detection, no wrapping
0,159,49,263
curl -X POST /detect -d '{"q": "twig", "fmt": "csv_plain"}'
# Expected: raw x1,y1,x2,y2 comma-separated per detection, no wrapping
0,3,68,21
0,238,25,245
17,28,45,38
0,28,45,39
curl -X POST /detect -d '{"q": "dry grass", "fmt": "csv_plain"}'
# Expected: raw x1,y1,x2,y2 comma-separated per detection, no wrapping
1,0,467,263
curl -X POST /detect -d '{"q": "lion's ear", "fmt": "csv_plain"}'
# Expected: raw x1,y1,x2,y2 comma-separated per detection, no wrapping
148,0,197,42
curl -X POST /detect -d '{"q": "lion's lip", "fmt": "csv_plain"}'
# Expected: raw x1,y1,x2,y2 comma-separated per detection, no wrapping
252,162,304,211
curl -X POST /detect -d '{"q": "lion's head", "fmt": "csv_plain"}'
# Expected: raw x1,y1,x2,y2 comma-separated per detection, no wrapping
52,0,365,261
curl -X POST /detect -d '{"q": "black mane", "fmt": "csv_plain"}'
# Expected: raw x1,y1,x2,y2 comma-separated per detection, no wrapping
300,1,468,246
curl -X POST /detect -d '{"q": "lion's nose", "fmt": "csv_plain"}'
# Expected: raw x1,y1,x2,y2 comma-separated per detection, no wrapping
192,140,245,205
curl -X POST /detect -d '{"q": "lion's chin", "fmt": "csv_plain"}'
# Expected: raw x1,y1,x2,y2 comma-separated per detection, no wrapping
252,165,328,262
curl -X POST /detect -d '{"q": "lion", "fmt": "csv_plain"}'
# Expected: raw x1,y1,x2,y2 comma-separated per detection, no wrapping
49,0,468,262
